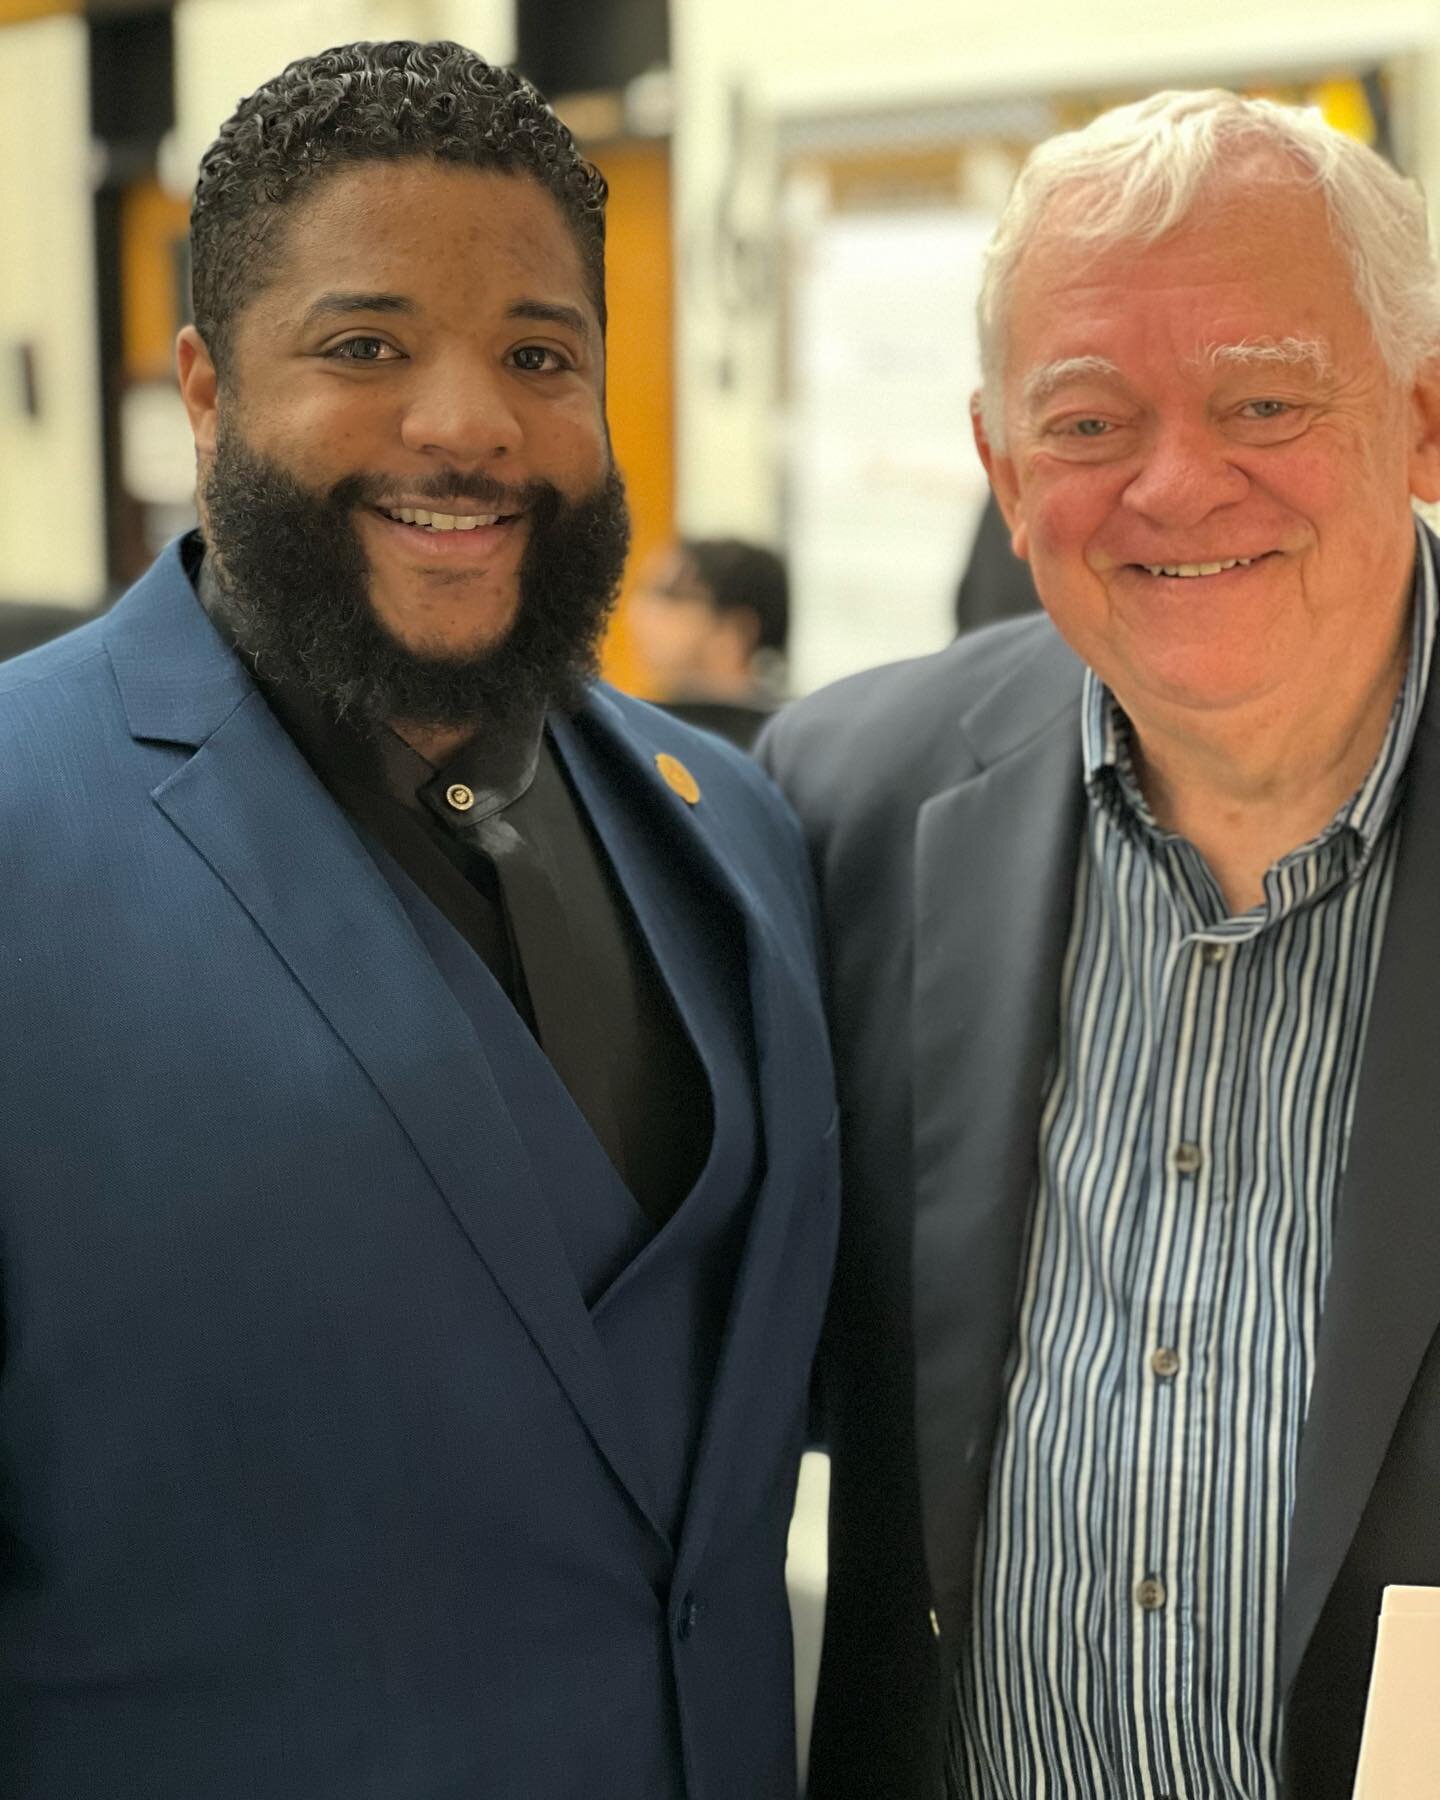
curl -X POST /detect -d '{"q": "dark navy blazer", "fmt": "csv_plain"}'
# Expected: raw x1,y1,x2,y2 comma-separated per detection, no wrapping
0,543,838,1800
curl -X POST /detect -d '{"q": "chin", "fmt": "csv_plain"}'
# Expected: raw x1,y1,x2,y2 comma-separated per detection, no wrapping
374,608,517,663
1122,651,1282,715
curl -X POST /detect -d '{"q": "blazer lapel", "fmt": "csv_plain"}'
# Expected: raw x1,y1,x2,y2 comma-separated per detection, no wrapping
105,550,668,1543
1282,690,1440,1693
912,638,1086,1625
550,702,832,1579
549,701,831,1161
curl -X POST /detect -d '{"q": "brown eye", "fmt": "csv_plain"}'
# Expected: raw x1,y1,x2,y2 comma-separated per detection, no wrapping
511,345,562,372
329,338,393,362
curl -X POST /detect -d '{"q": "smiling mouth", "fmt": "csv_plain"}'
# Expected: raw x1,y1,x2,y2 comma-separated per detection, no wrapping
1133,552,1275,579
375,505,519,534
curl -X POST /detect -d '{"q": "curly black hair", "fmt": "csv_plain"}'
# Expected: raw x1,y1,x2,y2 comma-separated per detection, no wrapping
190,40,608,375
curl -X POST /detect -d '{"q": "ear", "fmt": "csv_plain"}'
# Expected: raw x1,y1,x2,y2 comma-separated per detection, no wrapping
1407,358,1440,505
971,391,1031,561
729,607,762,660
176,324,220,459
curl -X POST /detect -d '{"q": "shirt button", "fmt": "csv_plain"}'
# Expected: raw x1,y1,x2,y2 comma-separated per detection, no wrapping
1173,1142,1203,1175
1136,1577,1167,1612
929,1607,941,1639
1150,1346,1181,1379
445,783,475,812
675,1592,704,1640
1200,940,1229,966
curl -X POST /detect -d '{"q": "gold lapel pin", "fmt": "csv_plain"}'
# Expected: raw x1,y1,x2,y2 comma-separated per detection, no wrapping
655,752,701,806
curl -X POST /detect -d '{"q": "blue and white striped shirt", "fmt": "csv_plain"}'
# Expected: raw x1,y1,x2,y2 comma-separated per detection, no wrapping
951,528,1437,1799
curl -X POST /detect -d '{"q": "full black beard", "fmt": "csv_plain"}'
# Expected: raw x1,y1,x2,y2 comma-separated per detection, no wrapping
201,421,631,740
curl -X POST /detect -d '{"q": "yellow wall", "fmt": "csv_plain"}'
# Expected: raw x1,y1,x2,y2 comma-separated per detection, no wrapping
0,1,75,23
121,183,191,383
593,140,674,697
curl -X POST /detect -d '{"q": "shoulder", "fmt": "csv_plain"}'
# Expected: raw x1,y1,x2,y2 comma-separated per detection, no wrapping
757,612,1076,834
0,615,119,752
581,681,818,936
588,681,799,837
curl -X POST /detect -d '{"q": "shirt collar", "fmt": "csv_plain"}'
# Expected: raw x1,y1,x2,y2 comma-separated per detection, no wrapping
1080,517,1439,864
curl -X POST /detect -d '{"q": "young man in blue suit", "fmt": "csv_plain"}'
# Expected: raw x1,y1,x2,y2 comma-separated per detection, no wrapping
0,42,836,1799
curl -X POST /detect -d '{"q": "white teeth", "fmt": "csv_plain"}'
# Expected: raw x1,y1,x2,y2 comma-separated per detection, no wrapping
385,507,502,531
1141,556,1255,578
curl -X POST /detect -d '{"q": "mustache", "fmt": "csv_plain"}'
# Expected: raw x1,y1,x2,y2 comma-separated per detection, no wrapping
331,469,554,516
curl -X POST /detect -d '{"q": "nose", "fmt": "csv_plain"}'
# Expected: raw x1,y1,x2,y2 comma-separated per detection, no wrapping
397,354,522,464
1121,418,1249,528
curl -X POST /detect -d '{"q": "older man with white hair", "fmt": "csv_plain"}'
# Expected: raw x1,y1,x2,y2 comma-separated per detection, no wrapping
761,90,1440,1800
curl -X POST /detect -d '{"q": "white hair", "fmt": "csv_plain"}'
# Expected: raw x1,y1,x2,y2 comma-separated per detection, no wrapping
977,89,1440,448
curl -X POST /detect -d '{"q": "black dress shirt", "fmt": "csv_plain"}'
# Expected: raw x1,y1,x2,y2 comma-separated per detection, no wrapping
188,537,710,1229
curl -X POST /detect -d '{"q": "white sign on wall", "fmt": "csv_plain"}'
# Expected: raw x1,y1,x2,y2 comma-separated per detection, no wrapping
785,207,995,695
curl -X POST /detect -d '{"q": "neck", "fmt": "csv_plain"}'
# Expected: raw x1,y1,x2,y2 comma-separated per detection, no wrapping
679,669,756,704
1124,616,1413,914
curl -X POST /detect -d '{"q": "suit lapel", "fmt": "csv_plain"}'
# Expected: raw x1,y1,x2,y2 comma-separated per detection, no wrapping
912,638,1086,1623
551,703,831,1578
1282,690,1440,1692
106,549,668,1543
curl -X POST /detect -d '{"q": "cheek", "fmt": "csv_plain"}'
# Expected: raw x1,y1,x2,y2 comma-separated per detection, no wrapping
1020,467,1123,567
236,384,384,475
542,390,609,469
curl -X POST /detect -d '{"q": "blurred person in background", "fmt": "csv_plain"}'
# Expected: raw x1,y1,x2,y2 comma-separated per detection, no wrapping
952,491,1040,636
629,536,788,749
763,89,1440,1800
0,40,837,1800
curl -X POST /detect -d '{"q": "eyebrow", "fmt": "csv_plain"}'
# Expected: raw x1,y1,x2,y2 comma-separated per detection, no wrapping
506,299,593,341
1200,335,1332,377
1022,355,1124,411
296,292,593,342
299,292,416,330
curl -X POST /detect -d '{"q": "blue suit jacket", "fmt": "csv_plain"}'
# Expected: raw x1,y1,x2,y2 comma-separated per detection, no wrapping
0,544,838,1799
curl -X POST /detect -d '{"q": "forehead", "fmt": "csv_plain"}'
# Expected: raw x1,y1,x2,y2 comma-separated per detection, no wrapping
1005,181,1372,392
245,160,595,325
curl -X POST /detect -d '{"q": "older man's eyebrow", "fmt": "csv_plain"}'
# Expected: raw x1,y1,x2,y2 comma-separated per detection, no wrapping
1201,335,1332,377
299,291,415,330
1022,356,1125,411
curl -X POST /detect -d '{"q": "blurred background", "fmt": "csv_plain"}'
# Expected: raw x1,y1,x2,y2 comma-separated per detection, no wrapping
1,0,1426,698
